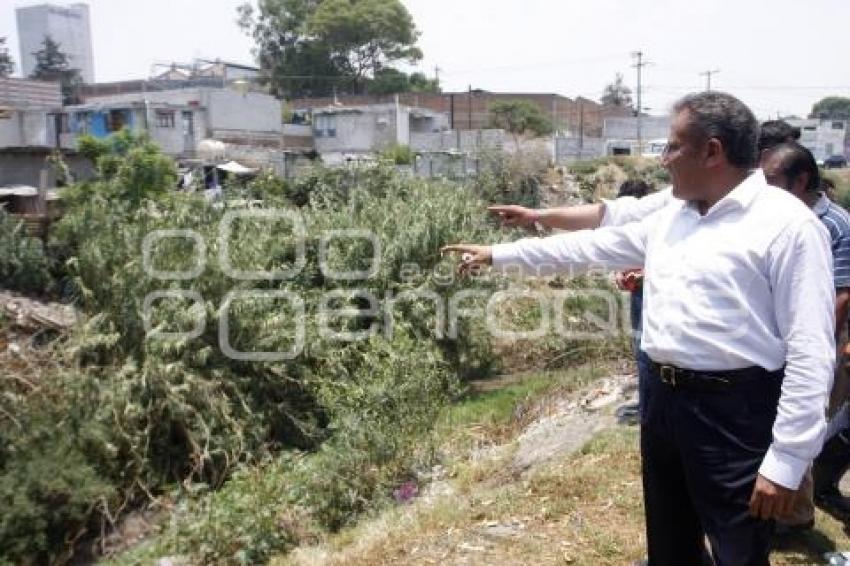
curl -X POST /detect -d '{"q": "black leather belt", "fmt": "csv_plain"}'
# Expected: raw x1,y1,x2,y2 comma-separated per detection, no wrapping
650,360,777,392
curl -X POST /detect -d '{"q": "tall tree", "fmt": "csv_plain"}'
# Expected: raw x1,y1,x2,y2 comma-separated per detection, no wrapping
368,68,440,95
0,37,14,78
489,99,554,147
238,0,422,98
600,72,633,110
810,97,850,120
29,35,82,104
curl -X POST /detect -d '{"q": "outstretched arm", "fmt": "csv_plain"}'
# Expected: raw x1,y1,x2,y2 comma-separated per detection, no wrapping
488,187,674,232
488,204,605,231
443,220,649,277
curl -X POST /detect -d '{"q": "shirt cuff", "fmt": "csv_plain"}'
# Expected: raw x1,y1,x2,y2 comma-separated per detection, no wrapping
491,242,518,269
758,446,810,490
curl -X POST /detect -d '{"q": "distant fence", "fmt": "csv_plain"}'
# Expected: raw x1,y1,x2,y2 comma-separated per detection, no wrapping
554,136,606,164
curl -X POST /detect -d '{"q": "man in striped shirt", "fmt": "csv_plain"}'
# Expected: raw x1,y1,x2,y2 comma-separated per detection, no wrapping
760,142,850,529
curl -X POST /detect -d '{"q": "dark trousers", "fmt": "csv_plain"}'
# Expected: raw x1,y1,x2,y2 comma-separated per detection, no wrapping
641,363,783,566
630,288,652,411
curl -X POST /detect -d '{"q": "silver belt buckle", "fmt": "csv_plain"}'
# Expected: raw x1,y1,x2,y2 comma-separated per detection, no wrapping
659,365,677,387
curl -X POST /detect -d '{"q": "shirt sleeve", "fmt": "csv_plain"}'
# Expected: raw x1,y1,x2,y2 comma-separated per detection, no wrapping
831,229,850,290
600,186,674,227
491,220,649,276
760,217,836,489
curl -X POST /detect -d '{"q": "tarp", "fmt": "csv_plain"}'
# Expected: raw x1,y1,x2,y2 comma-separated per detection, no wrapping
216,160,257,175
0,186,38,197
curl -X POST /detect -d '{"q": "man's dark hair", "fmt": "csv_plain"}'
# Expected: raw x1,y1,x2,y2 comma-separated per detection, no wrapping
672,91,759,169
758,120,801,152
617,179,651,199
763,142,821,193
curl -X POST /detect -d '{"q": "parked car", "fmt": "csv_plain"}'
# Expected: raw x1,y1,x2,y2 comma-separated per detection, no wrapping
824,154,848,169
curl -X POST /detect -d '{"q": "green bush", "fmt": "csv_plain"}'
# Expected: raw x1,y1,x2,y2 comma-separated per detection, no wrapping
3,162,503,563
0,209,52,294
379,143,415,165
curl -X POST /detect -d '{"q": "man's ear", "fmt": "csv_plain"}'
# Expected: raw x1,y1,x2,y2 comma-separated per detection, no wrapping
704,138,724,167
792,172,810,195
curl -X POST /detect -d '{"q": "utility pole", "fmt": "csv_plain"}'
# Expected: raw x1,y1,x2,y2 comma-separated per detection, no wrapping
578,99,584,157
468,85,473,130
434,65,441,85
699,68,720,91
631,51,650,155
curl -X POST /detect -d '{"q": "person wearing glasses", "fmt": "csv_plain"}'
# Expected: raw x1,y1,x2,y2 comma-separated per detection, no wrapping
446,93,834,565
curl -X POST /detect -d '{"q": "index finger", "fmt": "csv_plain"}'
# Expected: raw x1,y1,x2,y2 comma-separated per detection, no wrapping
487,205,514,214
441,244,474,255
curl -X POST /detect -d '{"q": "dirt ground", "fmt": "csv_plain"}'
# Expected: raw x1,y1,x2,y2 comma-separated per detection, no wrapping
279,369,850,566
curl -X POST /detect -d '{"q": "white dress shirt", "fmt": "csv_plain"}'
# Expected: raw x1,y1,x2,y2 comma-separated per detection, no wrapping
492,170,835,489
601,186,673,227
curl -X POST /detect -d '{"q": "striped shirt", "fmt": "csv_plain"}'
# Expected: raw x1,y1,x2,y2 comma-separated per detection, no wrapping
813,194,850,289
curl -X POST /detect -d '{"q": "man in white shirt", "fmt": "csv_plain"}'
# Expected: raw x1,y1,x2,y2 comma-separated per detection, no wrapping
444,92,835,565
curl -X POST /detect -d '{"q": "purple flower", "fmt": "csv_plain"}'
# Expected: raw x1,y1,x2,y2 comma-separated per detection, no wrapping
393,480,418,503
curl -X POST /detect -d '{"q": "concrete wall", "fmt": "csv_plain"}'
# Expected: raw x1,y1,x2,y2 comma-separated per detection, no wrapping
314,110,398,153
396,106,409,145
0,150,94,187
282,124,313,149
0,109,54,147
409,129,505,153
205,90,281,134
0,112,24,147
603,116,670,141
555,136,607,163
147,108,196,155
0,78,62,108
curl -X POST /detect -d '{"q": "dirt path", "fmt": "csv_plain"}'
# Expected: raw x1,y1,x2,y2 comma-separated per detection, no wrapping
281,368,850,566
282,373,643,565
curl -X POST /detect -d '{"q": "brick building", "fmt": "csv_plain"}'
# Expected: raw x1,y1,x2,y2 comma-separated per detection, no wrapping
288,91,630,137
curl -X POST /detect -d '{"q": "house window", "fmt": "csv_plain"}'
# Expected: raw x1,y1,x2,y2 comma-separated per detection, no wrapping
156,110,175,128
314,114,337,138
833,121,845,130
108,109,126,132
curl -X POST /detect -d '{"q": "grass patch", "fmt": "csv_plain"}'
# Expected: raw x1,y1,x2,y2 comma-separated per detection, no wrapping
283,423,850,565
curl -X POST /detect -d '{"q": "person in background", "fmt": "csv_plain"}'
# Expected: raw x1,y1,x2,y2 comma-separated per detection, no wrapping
760,142,850,532
757,120,801,153
822,177,837,202
613,180,652,423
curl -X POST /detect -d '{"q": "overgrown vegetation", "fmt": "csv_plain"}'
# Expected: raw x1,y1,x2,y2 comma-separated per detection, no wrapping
569,156,671,202
0,131,625,563
0,210,52,294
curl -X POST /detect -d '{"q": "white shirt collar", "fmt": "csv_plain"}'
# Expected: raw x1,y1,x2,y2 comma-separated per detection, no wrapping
686,169,764,216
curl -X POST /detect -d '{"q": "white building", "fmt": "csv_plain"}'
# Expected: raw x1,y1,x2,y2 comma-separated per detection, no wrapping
301,102,450,164
62,87,293,176
786,119,847,163
16,3,95,83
